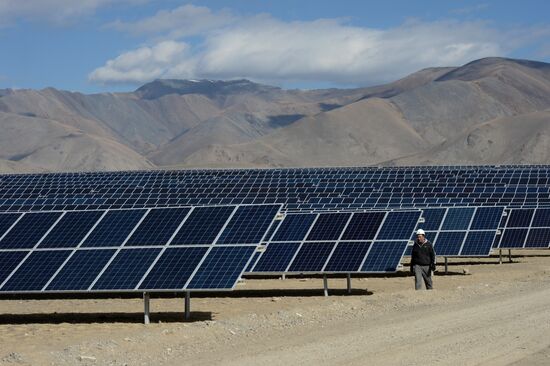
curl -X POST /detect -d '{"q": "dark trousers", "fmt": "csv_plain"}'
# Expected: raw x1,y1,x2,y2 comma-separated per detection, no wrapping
413,264,433,290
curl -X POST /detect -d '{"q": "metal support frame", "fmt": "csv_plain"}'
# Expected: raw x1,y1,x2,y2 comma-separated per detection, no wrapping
444,257,448,274
323,275,329,297
346,273,352,294
143,292,150,325
508,249,512,263
184,291,191,320
499,249,503,264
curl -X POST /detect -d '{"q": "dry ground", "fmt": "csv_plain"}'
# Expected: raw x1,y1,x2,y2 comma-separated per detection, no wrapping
1,250,550,365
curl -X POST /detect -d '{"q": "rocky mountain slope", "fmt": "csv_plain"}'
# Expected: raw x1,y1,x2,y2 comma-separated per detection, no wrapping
0,57,549,172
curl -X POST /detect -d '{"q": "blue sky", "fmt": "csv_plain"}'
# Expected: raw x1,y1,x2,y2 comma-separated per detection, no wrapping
1,0,549,93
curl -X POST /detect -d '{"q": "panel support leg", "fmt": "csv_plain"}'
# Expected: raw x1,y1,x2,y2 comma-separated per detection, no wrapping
508,249,512,263
444,257,448,274
143,292,150,325
184,292,191,321
499,249,503,264
346,274,352,294
323,275,329,297
282,274,286,280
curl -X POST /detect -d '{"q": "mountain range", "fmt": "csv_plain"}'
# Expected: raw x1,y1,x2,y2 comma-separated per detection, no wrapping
1,57,549,173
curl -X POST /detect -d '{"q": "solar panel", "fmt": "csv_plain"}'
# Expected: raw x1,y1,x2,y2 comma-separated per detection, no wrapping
251,242,301,272
323,242,371,272
125,208,191,246
38,211,105,248
216,205,281,244
497,208,550,249
81,209,146,247
271,214,316,241
1,250,72,291
433,231,466,256
0,213,22,239
46,249,117,291
139,247,209,290
0,204,281,293
170,206,235,245
360,241,407,272
288,242,336,272
341,212,385,240
92,248,162,290
305,213,351,241
441,208,475,230
186,246,257,290
376,211,422,240
460,231,496,256
0,212,62,249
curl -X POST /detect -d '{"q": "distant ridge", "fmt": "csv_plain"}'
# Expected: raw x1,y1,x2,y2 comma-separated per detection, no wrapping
0,57,549,172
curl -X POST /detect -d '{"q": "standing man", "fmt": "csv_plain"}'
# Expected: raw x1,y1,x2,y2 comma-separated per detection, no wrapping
410,229,436,290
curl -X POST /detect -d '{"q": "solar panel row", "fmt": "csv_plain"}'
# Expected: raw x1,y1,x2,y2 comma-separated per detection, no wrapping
1,166,550,212
249,210,421,273
0,204,281,293
407,207,504,256
497,208,550,249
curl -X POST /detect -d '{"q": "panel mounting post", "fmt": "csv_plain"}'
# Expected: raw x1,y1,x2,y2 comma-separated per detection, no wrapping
143,292,150,325
499,249,503,264
508,249,512,263
346,273,352,294
444,257,448,274
184,291,191,321
323,275,329,297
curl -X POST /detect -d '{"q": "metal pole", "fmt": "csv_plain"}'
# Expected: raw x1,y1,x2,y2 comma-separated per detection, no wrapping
444,257,448,274
143,292,150,325
323,275,329,297
184,291,191,321
508,249,512,263
346,273,352,294
499,249,502,264
282,274,286,280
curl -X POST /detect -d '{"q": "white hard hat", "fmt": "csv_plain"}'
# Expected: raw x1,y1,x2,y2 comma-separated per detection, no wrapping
416,229,426,236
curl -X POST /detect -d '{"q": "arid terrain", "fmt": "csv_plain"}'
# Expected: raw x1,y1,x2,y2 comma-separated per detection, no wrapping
1,250,549,365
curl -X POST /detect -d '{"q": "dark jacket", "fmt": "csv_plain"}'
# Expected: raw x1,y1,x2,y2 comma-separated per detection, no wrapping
410,239,436,269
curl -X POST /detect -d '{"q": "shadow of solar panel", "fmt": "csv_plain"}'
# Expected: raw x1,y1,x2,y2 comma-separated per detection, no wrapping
46,249,117,290
139,247,208,290
0,251,28,285
125,208,190,246
507,209,534,227
525,228,550,248
271,214,316,241
324,241,371,272
341,212,385,240
419,208,446,231
92,248,161,290
376,211,420,240
170,206,235,245
187,246,256,289
288,242,336,272
38,211,105,248
531,208,550,227
0,212,62,249
499,229,528,248
470,207,504,230
81,209,146,247
1,250,71,291
216,205,280,244
252,242,301,272
306,213,351,241
0,213,21,239
460,231,496,256
441,208,475,230
361,241,407,272
433,231,466,256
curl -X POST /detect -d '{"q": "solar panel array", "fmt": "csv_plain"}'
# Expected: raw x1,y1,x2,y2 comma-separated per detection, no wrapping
1,166,550,213
406,206,504,257
0,204,281,293
248,210,421,274
497,208,550,249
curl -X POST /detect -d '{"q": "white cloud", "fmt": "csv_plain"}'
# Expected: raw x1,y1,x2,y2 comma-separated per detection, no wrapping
0,0,146,26
107,4,236,38
89,9,544,86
